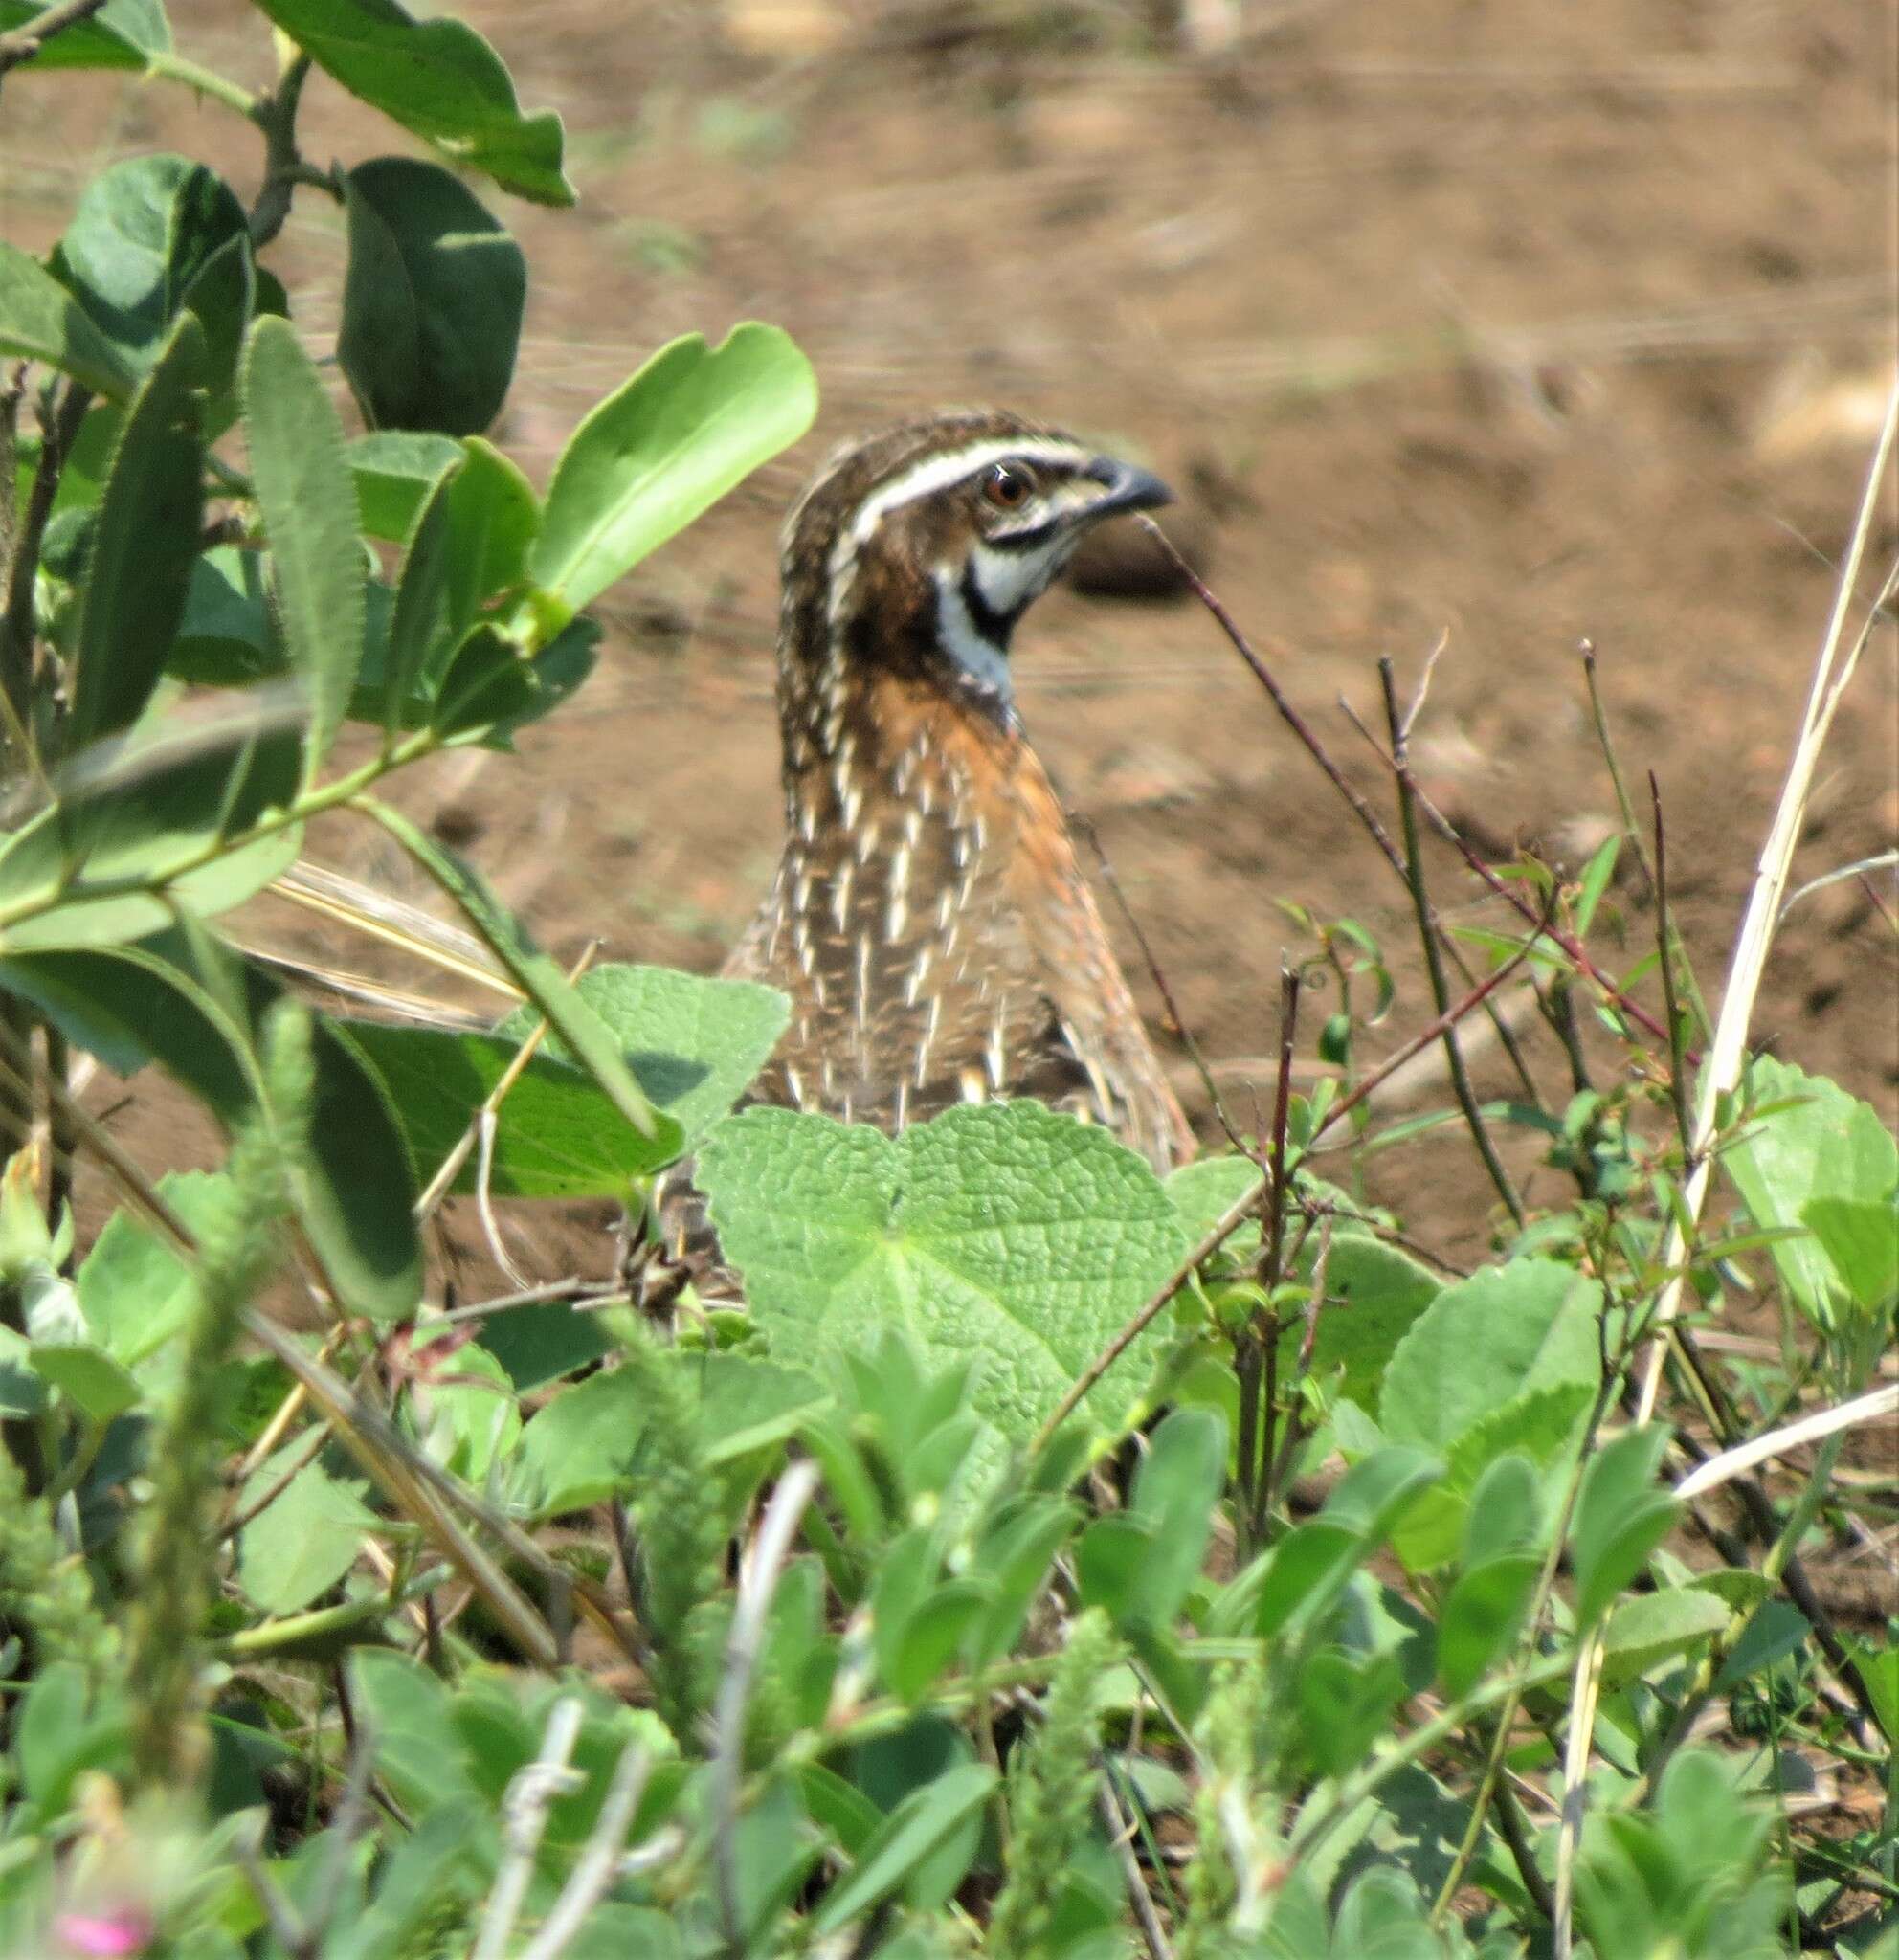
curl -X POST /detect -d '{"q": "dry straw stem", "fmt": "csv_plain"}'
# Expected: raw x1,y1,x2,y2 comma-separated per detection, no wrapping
1636,375,1898,1424
710,1459,821,1950
1673,1382,1899,1503
1550,376,1899,1960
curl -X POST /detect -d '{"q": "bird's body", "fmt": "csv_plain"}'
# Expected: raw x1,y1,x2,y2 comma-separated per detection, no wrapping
648,411,1191,1291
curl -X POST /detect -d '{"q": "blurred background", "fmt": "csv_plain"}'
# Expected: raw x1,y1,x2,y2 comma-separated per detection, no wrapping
5,0,1896,1253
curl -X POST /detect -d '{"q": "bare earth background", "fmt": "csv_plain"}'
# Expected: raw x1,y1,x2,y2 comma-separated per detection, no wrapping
5,0,1896,1269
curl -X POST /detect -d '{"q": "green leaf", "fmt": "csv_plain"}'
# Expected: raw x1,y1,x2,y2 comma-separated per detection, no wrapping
1392,1382,1593,1572
1257,1446,1441,1638
1574,835,1620,935
0,718,302,953
1165,1153,1261,1245
497,963,790,1152
343,1019,679,1198
510,1353,826,1517
811,1762,997,1935
65,310,205,753
1379,1258,1599,1453
249,0,573,205
890,1577,992,1704
0,241,136,398
1122,1406,1227,1631
1597,1587,1729,1682
1290,1233,1442,1408
348,430,465,541
426,617,597,746
1570,1424,1677,1627
698,1101,1188,1445
350,1650,479,1817
169,545,276,685
1723,1057,1899,1326
1839,1637,1897,1743
338,157,525,436
380,463,458,739
355,801,673,1149
50,153,247,371
29,1342,142,1422
528,323,816,621
1438,1552,1538,1699
240,314,366,782
441,436,539,628
77,1169,238,1368
1296,1648,1405,1778
0,0,168,69
1801,1195,1898,1311
0,936,421,1321
175,230,254,404
237,1447,379,1614
967,1497,1077,1668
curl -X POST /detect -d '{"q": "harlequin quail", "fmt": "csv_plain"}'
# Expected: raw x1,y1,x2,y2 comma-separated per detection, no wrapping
646,412,1194,1294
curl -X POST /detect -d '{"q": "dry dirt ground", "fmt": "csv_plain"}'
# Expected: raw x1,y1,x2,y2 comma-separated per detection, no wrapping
5,0,1897,1271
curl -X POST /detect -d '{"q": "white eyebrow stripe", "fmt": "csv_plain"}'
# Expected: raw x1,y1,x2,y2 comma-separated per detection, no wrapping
840,437,1091,557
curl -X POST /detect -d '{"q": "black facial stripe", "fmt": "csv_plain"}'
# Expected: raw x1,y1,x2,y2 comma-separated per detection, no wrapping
960,559,1021,643
985,517,1061,554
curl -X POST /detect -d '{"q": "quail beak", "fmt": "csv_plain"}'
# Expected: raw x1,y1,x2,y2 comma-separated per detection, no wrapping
1083,457,1174,523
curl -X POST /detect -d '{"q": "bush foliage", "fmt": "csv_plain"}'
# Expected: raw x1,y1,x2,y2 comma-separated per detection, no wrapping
0,5,1892,1957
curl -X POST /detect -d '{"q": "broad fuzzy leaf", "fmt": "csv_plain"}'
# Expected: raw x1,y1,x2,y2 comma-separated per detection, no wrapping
240,316,366,781
697,1101,1189,1445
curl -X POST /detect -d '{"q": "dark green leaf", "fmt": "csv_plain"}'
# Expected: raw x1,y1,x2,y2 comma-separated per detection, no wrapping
811,1762,996,1934
249,0,573,205
0,936,421,1321
169,546,276,686
380,464,458,739
496,962,789,1153
50,153,247,370
240,314,366,781
339,157,524,436
343,1018,681,1198
66,310,205,752
1123,1405,1226,1630
0,241,136,398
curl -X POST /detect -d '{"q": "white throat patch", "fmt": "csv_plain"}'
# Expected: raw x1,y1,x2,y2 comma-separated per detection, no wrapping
932,568,1015,706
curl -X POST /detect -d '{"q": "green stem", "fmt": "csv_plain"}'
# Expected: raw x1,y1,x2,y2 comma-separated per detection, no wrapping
138,48,259,118
0,731,440,940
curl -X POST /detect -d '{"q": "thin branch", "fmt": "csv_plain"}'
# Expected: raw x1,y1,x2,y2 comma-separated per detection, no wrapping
0,0,113,78
1649,773,1696,1159
1380,655,1524,1226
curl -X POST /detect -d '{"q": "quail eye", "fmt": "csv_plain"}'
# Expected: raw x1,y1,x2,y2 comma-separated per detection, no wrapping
981,461,1037,510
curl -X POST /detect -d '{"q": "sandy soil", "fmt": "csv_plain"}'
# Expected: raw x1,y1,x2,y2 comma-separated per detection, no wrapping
5,0,1896,1268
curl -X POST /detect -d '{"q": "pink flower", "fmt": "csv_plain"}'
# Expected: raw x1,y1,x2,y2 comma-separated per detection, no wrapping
53,1908,153,1957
